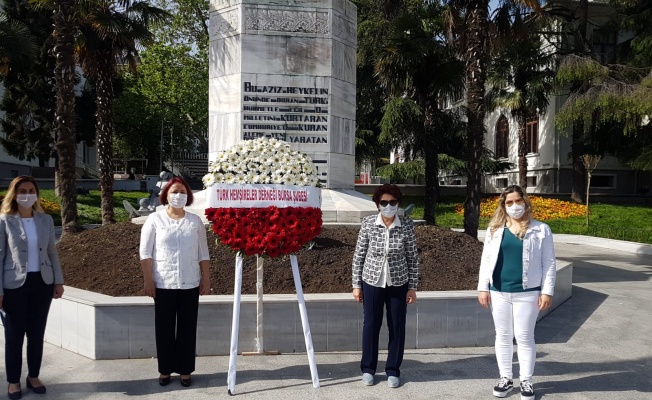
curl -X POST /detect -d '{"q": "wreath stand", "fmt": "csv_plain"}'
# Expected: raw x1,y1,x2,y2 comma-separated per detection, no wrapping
227,253,320,395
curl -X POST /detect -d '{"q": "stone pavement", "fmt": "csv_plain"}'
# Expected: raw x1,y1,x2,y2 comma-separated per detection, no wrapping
1,241,651,399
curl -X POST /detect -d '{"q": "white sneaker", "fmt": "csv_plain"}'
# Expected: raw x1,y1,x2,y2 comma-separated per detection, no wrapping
387,376,400,388
362,373,374,386
520,380,535,400
493,377,514,398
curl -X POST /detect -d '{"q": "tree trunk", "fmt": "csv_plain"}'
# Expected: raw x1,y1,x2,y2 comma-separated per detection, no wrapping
517,112,528,189
463,0,489,239
571,0,589,203
96,54,116,225
423,127,438,225
585,171,591,226
571,125,585,202
53,0,79,236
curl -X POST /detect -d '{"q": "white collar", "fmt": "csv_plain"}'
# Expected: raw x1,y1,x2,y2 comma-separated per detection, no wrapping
375,213,401,229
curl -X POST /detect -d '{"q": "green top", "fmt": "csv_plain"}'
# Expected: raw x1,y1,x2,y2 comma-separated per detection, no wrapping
490,228,540,293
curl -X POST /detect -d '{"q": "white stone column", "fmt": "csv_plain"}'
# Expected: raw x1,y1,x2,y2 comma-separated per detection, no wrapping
209,0,357,189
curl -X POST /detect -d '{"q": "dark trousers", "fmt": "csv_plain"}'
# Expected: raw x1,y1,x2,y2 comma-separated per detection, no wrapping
360,282,408,377
154,287,200,375
3,272,54,384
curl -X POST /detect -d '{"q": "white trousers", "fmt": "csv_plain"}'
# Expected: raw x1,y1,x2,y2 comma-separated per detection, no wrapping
490,290,540,382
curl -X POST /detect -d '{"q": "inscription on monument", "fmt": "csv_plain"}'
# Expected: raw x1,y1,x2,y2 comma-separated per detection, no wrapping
245,8,330,34
242,82,330,144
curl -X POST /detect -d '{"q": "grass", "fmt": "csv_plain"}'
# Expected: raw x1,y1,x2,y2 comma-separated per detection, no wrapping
3,190,651,244
1,189,151,226
403,195,652,244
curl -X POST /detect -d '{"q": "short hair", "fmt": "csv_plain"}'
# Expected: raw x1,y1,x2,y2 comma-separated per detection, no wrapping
372,183,403,205
0,175,44,215
159,177,194,206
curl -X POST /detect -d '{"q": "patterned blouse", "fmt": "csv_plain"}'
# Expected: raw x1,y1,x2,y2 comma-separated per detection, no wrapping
352,214,419,290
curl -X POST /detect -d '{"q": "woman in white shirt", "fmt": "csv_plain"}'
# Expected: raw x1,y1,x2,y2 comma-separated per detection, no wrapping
477,185,556,400
0,176,65,399
139,177,211,388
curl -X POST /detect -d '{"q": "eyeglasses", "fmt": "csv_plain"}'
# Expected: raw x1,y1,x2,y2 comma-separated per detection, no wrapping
379,200,399,207
504,198,525,206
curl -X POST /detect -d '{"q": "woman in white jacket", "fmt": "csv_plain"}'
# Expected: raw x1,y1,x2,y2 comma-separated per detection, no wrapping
477,185,556,400
140,177,211,388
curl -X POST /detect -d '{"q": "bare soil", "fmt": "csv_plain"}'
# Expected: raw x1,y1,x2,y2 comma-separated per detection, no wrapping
57,222,482,296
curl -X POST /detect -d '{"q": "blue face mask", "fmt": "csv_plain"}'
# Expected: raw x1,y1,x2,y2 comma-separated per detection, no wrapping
380,204,399,218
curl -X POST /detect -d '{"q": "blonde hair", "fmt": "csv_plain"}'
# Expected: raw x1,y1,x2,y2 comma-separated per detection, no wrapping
487,184,533,240
0,176,45,215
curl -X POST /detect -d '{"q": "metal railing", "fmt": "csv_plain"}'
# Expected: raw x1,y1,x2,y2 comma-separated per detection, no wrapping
76,157,99,178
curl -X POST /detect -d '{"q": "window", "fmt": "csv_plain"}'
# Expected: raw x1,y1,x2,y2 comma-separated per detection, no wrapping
592,29,617,65
527,176,537,187
525,115,539,154
590,175,616,188
496,178,508,189
495,116,509,159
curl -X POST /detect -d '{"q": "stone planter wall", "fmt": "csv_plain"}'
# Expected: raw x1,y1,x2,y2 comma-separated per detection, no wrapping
43,261,572,360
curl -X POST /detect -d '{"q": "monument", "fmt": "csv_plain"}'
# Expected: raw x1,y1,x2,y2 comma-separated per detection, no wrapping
209,0,358,190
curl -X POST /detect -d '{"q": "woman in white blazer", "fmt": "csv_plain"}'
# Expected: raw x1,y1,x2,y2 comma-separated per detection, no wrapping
0,176,65,399
477,185,556,400
139,177,210,388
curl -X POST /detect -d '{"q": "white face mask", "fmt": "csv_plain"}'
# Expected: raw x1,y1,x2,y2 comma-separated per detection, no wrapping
168,193,188,209
16,194,38,209
380,204,399,218
506,203,526,219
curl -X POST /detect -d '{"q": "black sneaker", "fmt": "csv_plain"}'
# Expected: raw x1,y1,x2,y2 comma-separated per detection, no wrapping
493,377,513,398
520,380,535,399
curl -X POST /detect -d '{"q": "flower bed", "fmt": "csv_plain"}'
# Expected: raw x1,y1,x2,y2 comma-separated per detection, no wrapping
455,196,587,220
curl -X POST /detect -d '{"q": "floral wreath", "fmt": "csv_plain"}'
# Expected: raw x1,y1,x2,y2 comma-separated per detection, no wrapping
203,138,323,257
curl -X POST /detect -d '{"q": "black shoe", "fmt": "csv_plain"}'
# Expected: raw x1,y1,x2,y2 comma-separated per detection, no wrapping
493,377,513,398
7,383,22,400
158,375,171,386
26,377,46,394
520,380,535,400
180,376,192,387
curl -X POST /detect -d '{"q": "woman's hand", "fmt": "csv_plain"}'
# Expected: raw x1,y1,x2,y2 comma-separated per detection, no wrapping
406,289,417,304
53,284,64,299
143,279,156,298
539,294,553,310
478,291,491,308
200,275,211,295
352,288,363,302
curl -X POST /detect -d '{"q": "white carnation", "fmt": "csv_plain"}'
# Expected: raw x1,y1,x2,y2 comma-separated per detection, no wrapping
224,173,236,184
202,174,216,187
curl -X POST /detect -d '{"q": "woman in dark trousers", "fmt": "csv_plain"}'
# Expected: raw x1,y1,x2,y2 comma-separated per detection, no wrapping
139,177,211,387
0,176,65,399
351,184,419,388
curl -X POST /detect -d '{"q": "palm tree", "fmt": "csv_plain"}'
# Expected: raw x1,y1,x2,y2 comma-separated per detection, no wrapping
372,2,464,224
443,0,490,237
444,0,542,238
0,11,37,76
487,6,554,189
51,0,81,235
75,0,168,225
